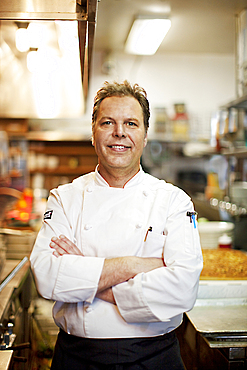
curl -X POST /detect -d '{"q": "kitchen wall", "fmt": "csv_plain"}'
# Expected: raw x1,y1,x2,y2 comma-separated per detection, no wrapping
82,50,235,140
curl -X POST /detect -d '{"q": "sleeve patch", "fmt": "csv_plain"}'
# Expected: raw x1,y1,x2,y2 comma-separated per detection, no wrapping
44,210,53,220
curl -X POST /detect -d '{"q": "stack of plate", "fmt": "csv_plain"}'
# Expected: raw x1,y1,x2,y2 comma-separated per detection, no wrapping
1,228,37,260
198,221,234,249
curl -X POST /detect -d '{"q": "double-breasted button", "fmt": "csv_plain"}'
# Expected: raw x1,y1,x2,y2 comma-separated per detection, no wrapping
84,224,92,231
85,305,93,312
87,187,93,193
136,223,142,229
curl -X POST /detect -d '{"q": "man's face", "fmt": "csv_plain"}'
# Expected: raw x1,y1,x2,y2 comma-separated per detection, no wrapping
92,96,147,181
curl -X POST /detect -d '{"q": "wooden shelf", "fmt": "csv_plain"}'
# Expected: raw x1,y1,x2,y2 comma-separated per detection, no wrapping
27,137,98,191
30,165,95,176
29,145,96,156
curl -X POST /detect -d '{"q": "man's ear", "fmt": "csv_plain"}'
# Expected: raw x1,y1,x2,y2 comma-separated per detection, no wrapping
92,135,95,146
144,133,148,147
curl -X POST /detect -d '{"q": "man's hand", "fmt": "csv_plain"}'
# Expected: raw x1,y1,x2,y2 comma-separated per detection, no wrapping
50,235,83,257
96,288,115,304
97,257,164,305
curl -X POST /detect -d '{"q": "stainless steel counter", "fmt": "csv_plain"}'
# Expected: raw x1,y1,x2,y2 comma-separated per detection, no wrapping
187,299,247,334
186,299,247,349
178,278,247,368
0,259,30,370
0,259,29,320
190,278,247,346
0,351,13,370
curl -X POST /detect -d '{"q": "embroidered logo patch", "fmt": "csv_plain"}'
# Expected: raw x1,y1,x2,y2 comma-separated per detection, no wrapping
44,210,53,220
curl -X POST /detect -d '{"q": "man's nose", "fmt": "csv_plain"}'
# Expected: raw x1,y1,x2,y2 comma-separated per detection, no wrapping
113,123,126,137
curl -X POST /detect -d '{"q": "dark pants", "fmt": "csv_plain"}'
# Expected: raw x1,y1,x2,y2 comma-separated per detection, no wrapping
51,329,185,370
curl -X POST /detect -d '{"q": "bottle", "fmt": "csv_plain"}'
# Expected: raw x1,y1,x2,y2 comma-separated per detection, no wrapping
218,233,232,249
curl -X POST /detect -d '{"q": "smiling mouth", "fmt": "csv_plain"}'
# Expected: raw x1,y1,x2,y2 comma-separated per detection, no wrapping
108,145,131,149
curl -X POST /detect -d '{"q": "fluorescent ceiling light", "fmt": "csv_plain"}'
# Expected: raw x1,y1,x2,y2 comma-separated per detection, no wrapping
125,16,171,55
16,28,29,52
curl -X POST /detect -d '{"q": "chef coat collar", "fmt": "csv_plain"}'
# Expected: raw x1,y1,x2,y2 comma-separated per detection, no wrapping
95,165,144,188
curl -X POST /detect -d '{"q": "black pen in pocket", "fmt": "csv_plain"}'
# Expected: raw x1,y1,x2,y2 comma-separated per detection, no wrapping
144,226,152,242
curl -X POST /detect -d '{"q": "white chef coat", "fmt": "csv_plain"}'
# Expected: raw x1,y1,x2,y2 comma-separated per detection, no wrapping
30,167,203,339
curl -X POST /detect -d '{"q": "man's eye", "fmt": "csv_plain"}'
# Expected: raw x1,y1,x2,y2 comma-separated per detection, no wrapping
127,121,137,127
102,121,112,125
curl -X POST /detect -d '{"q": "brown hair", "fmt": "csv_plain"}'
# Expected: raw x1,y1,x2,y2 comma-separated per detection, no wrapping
92,80,150,134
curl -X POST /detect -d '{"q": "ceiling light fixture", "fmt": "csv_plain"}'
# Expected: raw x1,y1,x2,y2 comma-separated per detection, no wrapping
125,16,171,55
15,28,29,52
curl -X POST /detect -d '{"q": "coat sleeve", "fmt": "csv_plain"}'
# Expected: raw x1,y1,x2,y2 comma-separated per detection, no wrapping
112,190,203,323
30,188,105,303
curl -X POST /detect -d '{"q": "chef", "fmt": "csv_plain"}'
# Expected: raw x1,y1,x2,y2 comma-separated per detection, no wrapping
30,80,203,370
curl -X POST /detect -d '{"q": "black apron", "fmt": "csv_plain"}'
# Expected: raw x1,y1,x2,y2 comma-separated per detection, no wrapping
51,329,185,370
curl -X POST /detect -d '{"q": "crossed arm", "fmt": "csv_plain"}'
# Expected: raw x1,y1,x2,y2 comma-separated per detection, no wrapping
50,235,165,304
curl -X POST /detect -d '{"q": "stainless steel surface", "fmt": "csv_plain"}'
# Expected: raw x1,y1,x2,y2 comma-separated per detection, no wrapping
187,300,247,335
0,0,98,117
0,0,87,20
178,313,247,368
0,257,28,292
2,0,242,54
0,260,31,370
203,333,247,349
0,350,13,370
0,259,30,321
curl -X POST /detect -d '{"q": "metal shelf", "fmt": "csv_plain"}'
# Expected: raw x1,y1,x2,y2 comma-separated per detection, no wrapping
29,165,95,176
221,95,247,110
221,146,247,158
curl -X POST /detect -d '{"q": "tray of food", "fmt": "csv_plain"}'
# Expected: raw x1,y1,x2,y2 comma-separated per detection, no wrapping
200,249,247,280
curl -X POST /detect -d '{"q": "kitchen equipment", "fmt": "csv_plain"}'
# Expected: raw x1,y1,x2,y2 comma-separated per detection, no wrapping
0,0,98,117
198,221,234,249
0,259,32,369
230,181,247,208
178,301,247,370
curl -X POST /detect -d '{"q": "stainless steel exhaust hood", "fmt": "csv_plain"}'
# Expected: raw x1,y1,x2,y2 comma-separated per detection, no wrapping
0,0,98,118
0,0,90,21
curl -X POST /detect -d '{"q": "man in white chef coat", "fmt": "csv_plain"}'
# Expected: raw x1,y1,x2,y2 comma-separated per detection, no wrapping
30,80,203,370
